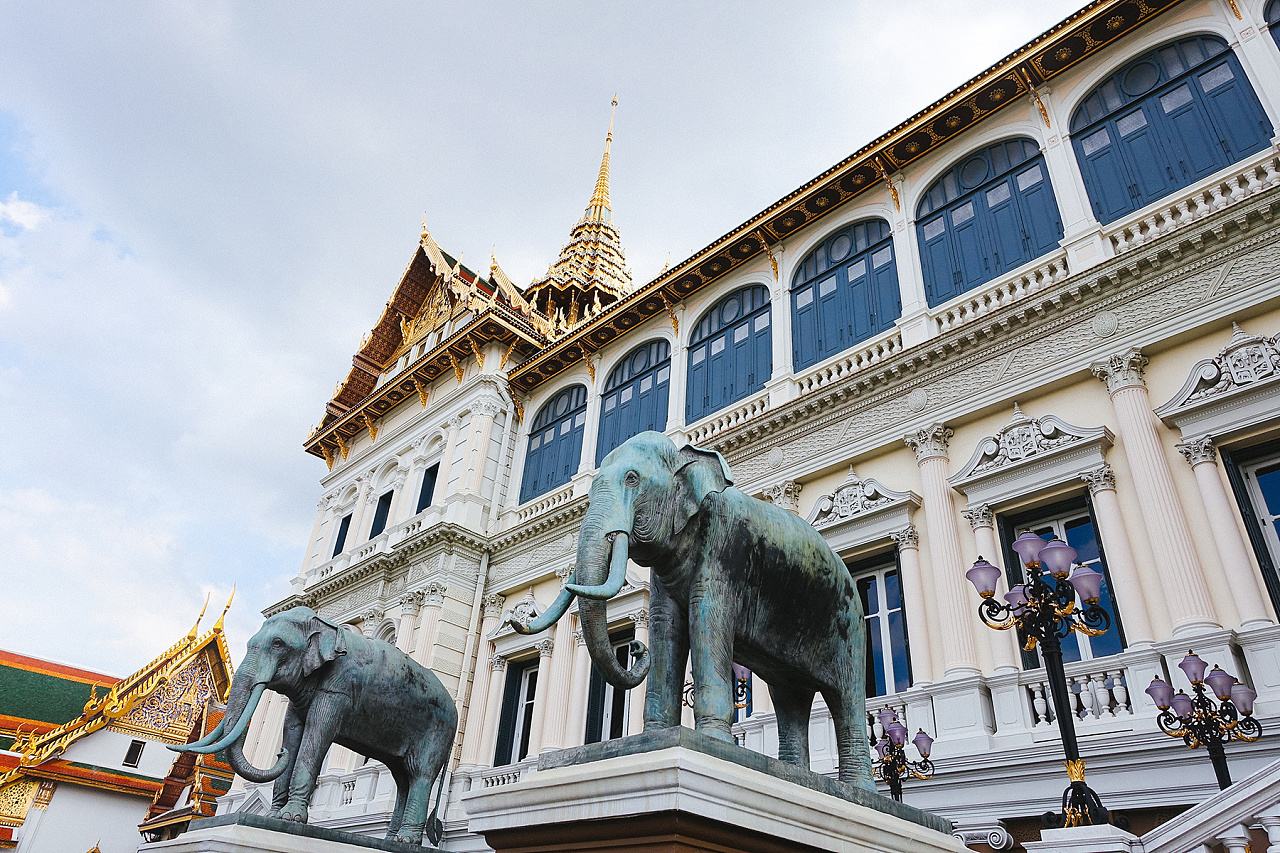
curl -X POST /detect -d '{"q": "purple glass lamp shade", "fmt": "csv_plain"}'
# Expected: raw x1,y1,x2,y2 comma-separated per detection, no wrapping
887,721,909,747
1230,683,1258,716
1012,531,1047,566
1004,584,1029,612
1178,651,1209,685
1204,665,1236,701
877,708,897,730
1068,565,1104,603
1038,539,1078,578
874,737,890,760
1145,676,1174,710
1170,690,1195,720
966,558,1002,598
912,729,935,759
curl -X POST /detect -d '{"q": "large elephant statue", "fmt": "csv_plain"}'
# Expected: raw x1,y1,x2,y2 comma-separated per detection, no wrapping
515,431,872,788
174,606,457,845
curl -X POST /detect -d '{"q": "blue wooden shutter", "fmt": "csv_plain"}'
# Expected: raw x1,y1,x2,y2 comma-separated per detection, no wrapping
1196,57,1271,160
369,491,393,537
1075,126,1134,222
869,245,900,333
918,214,956,305
520,386,586,502
687,287,771,422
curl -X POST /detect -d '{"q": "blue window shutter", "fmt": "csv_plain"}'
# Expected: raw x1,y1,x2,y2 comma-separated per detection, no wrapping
686,287,771,422
520,385,587,502
949,203,989,291
982,178,1031,273
1117,107,1179,206
846,262,873,343
1073,126,1134,222
416,463,439,513
871,257,901,332
918,215,956,305
1197,57,1272,160
597,340,670,462
1157,83,1228,180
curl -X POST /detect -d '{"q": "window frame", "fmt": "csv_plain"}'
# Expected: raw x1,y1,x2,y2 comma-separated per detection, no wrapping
368,489,394,538
1222,440,1280,617
494,658,539,766
585,631,635,744
123,739,146,768
686,285,773,422
848,552,913,699
519,384,588,504
415,462,440,514
331,513,353,557
596,339,672,464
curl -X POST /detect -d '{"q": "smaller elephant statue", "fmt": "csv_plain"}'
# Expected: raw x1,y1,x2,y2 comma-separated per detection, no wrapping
175,606,457,846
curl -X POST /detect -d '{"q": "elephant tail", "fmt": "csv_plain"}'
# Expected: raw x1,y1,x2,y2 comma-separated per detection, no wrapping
425,761,448,846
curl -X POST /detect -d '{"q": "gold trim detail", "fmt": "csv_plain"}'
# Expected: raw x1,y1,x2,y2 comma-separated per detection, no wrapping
468,338,486,370
870,157,901,211
412,376,430,408
448,350,464,383
334,434,350,460
660,292,680,335
361,414,379,442
1065,759,1087,783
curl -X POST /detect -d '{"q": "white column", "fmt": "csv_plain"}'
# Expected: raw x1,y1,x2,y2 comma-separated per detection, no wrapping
348,472,375,544
1092,349,1219,637
540,617,576,752
628,609,649,736
474,654,508,766
458,595,506,767
579,382,603,474
525,638,556,756
891,526,935,684
466,399,501,494
1178,437,1272,629
666,325,689,433
410,583,448,667
891,191,935,349
1079,464,1158,646
768,268,792,383
905,423,980,676
359,607,384,640
396,593,421,654
302,494,334,571
435,417,462,500
564,627,592,747
962,505,1020,674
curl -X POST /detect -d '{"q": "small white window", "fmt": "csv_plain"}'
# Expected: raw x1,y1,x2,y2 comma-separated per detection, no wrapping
657,365,670,384
985,183,1011,206
691,348,706,366
639,375,652,393
733,324,749,344
846,258,866,280
818,278,837,297
796,288,814,308
951,201,975,225
620,387,633,404
710,338,726,356
1160,85,1193,114
754,313,770,331
922,218,947,240
871,247,893,269
574,412,586,428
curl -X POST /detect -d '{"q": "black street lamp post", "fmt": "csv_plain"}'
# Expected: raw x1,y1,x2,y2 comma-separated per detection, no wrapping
967,532,1112,828
871,708,935,802
1144,651,1262,790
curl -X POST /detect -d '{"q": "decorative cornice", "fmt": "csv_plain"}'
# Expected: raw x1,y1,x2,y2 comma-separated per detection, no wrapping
761,480,802,512
1156,322,1280,422
807,469,918,529
949,406,1113,492
890,525,920,550
962,504,995,530
1091,347,1148,395
1177,435,1218,466
1079,463,1116,494
904,423,953,463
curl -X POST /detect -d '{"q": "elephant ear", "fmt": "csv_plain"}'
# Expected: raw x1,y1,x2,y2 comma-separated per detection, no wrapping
672,443,734,535
302,616,347,677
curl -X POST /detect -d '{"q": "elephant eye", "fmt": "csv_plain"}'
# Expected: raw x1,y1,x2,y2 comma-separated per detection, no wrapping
272,638,284,648
624,470,640,487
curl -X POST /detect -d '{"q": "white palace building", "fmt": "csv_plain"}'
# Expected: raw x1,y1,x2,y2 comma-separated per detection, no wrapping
224,0,1280,848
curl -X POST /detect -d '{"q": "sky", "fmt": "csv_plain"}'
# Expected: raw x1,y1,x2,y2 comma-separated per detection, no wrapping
0,1,1085,674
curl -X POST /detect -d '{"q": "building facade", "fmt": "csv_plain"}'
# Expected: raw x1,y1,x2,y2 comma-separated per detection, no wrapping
225,0,1280,848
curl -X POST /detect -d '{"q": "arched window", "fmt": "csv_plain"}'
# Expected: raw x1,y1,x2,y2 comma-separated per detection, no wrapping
687,285,772,422
916,138,1064,306
1269,1,1280,50
1071,35,1272,224
597,340,670,464
519,384,587,503
791,219,901,370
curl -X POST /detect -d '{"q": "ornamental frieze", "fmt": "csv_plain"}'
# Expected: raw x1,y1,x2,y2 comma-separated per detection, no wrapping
807,470,918,529
949,406,1108,482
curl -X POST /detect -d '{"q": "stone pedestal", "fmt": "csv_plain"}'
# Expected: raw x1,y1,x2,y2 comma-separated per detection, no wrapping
138,813,442,853
1022,824,1140,852
463,728,964,852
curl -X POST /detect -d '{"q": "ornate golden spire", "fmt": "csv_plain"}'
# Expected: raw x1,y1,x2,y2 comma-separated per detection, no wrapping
586,95,618,221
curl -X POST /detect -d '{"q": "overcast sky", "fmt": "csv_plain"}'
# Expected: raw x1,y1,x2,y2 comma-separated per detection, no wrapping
0,1,1084,674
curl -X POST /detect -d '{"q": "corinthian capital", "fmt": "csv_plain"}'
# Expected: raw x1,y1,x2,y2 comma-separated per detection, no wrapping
962,504,994,530
470,397,504,419
535,638,555,657
1079,463,1116,494
904,423,953,463
891,525,920,550
762,480,802,512
482,593,506,619
1091,348,1148,395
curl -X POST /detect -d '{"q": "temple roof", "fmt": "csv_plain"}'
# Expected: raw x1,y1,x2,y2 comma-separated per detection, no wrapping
139,707,233,836
0,652,120,750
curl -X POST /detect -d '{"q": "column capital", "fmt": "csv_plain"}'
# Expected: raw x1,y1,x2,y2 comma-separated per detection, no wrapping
1079,462,1117,494
535,638,555,658
489,653,507,672
482,593,506,619
761,480,802,512
1177,435,1218,466
360,608,384,637
904,423,953,462
398,592,422,616
890,525,920,550
962,504,994,530
470,396,504,419
574,629,586,646
1091,347,1148,395
629,609,650,628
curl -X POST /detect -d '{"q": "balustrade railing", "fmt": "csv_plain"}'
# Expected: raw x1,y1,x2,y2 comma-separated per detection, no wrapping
1106,151,1280,256
1020,659,1134,729
1134,757,1280,853
793,329,904,396
513,481,578,524
684,391,771,445
933,253,1069,335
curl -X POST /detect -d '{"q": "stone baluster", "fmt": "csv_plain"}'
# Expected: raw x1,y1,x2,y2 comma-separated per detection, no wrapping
904,423,979,676
1078,464,1158,645
1177,436,1272,629
525,639,557,756
1257,803,1280,852
1091,349,1218,636
891,526,935,684
1217,825,1251,853
564,629,592,747
459,593,506,768
962,504,1019,674
409,584,447,668
628,609,650,735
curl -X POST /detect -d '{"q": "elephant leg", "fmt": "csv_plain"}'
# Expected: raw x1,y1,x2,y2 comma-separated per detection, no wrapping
385,759,410,838
688,573,735,741
269,703,303,816
771,683,815,771
279,693,343,823
823,685,874,789
644,576,687,731
395,727,453,844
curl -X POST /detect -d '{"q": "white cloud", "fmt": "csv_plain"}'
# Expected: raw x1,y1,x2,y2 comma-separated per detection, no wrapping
0,191,50,231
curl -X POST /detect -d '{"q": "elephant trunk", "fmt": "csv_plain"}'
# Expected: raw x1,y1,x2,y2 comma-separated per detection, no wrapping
225,704,290,783
572,510,650,689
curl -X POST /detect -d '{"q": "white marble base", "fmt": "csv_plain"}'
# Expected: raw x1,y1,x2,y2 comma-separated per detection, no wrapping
1022,824,1141,852
138,814,431,853
462,743,966,852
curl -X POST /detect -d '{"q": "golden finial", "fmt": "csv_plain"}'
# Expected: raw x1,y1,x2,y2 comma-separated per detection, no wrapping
214,586,235,631
586,96,617,219
188,592,211,639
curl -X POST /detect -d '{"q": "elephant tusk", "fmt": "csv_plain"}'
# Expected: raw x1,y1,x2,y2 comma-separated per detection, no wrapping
513,586,576,634
565,533,629,600
172,682,267,754
180,717,226,750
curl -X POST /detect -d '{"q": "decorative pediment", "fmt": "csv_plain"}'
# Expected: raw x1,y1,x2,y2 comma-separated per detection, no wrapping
949,405,1112,506
494,588,543,640
1156,323,1280,439
808,470,916,529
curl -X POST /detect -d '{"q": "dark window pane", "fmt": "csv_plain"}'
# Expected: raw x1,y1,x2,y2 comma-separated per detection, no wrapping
889,611,911,693
332,514,352,557
865,614,887,697
369,490,394,538
885,570,903,609
1258,462,1280,516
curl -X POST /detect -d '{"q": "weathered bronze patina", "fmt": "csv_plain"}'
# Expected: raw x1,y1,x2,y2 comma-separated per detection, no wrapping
174,606,457,846
516,431,872,788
